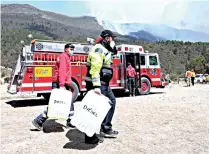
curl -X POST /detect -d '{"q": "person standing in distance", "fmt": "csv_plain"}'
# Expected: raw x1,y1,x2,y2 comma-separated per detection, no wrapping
185,69,192,87
191,69,196,86
126,62,136,96
85,30,119,144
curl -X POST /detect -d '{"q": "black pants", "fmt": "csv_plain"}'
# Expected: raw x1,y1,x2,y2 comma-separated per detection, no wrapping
128,77,136,96
191,77,195,86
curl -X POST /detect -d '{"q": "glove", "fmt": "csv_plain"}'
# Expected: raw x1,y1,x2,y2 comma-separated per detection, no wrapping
94,88,101,95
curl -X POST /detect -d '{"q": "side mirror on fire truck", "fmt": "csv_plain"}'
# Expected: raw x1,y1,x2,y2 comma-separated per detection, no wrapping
87,37,95,45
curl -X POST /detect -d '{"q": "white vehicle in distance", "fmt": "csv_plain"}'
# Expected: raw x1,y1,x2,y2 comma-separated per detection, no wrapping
194,74,204,83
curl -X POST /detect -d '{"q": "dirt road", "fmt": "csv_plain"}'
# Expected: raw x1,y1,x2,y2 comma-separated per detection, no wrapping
1,84,209,154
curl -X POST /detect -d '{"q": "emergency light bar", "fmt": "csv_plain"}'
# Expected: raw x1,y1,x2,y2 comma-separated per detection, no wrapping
116,44,144,53
31,40,93,53
32,41,65,52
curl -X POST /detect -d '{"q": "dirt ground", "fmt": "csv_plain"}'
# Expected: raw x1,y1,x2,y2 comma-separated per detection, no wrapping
1,83,209,154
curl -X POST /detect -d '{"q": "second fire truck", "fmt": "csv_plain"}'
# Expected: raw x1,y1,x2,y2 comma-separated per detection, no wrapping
7,39,167,101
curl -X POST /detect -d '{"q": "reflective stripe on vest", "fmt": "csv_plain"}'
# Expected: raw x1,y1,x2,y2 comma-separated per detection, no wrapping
86,62,111,68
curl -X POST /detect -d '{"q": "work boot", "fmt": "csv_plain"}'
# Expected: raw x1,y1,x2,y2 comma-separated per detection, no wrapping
100,128,119,138
66,119,75,129
32,114,47,131
85,134,104,144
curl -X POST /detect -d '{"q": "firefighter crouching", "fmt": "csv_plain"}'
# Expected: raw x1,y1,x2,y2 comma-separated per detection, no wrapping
32,43,77,130
126,62,136,96
84,30,119,144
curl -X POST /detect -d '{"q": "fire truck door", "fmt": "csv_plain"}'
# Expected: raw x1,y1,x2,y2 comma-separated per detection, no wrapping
123,53,141,89
147,54,161,82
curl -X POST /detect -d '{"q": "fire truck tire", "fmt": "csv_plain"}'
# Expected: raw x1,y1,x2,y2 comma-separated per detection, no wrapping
42,93,50,101
139,77,151,95
69,81,79,102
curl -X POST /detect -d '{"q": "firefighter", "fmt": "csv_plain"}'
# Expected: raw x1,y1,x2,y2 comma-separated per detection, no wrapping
32,43,75,130
85,30,118,144
126,62,136,96
191,69,196,86
185,69,192,87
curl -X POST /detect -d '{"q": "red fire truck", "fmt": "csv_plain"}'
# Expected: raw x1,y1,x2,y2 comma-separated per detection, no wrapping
7,39,167,101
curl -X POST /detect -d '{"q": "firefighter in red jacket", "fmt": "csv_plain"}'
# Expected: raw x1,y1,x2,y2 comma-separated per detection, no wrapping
32,43,75,130
126,62,136,96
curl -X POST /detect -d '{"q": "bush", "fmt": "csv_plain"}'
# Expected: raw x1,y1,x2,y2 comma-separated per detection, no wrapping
189,56,206,73
178,73,185,78
169,73,178,81
4,76,10,83
1,72,6,78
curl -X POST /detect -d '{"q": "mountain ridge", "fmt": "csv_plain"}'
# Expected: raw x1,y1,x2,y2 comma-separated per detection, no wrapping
99,21,209,42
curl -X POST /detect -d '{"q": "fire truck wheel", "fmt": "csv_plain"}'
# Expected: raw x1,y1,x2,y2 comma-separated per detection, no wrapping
42,93,50,101
140,77,151,95
69,81,79,102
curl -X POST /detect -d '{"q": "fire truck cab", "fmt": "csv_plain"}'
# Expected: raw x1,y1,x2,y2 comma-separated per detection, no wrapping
7,39,167,101
115,44,166,94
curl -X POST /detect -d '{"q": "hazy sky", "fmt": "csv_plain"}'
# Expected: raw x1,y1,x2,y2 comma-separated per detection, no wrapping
1,0,91,16
2,0,209,33
1,0,186,20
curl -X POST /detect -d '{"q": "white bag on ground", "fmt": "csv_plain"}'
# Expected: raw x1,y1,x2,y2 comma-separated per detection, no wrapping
47,88,72,120
71,90,111,137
